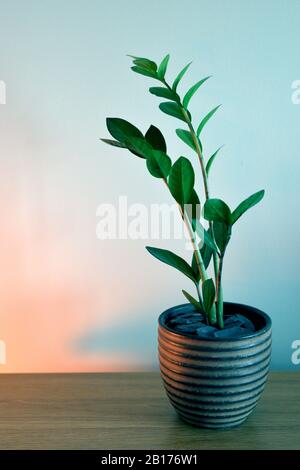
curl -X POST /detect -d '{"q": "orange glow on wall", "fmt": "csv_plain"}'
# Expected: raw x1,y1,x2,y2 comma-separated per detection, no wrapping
0,121,151,372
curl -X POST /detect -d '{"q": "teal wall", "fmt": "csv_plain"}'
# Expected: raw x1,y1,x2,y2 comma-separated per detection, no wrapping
0,0,299,371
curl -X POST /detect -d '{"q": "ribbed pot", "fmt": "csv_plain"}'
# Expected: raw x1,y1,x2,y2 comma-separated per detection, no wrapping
158,302,272,429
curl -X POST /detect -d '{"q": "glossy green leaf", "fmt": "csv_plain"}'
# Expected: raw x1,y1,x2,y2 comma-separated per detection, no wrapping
168,156,195,205
191,253,201,282
183,76,211,109
200,228,214,269
157,54,170,79
204,227,219,253
176,129,196,152
203,198,232,224
146,150,171,179
149,87,177,101
206,146,223,176
196,105,221,136
202,278,216,316
125,137,153,159
159,102,186,122
100,139,127,149
128,55,157,72
106,118,143,144
131,66,157,78
182,290,203,311
145,125,167,152
146,246,197,282
184,189,200,231
172,62,192,92
213,221,231,253
231,190,265,224
193,220,219,253
192,230,215,278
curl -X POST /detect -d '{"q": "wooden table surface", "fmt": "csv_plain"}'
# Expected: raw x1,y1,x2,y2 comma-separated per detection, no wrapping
0,372,299,450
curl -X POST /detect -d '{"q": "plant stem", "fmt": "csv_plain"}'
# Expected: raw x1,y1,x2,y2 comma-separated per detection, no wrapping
168,184,217,325
215,254,224,328
195,283,202,304
181,108,221,324
162,178,207,309
180,107,219,279
162,79,220,326
163,178,207,283
184,212,208,284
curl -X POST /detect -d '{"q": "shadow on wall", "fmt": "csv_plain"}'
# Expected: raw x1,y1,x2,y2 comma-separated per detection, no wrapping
73,307,160,370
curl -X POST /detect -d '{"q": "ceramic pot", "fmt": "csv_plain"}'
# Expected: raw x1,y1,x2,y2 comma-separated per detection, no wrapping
158,302,272,429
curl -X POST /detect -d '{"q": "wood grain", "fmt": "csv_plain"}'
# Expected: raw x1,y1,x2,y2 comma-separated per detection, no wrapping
0,372,299,450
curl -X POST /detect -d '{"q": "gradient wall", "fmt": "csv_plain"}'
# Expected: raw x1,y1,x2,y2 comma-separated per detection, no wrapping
0,0,300,372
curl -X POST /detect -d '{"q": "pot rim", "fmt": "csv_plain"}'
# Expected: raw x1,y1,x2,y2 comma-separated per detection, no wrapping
158,301,272,342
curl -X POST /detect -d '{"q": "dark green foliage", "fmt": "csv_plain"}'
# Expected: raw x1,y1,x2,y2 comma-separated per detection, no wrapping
183,76,211,109
101,54,266,329
159,102,186,122
182,290,203,311
231,190,265,224
206,146,223,176
106,118,143,143
146,150,171,179
202,279,216,317
145,125,167,152
213,221,231,254
204,198,232,225
172,62,192,92
185,189,201,231
149,87,178,101
197,105,221,136
157,54,170,79
146,246,197,283
168,157,195,205
176,129,196,151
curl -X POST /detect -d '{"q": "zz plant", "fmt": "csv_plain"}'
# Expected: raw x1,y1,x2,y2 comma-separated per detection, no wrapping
101,54,265,329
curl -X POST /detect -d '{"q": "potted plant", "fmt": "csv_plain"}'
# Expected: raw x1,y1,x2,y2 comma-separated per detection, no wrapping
101,54,272,429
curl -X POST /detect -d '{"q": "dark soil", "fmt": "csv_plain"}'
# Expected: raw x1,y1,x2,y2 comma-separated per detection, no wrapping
167,311,256,338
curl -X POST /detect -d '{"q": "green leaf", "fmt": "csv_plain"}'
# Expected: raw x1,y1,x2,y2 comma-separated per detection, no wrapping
128,56,157,72
192,228,215,278
100,139,127,149
183,76,211,109
204,198,232,224
149,87,177,101
146,246,197,282
168,156,195,205
202,279,216,316
172,62,192,92
196,105,221,136
231,190,265,224
176,129,196,152
106,118,143,144
213,221,231,253
204,227,219,253
131,66,157,78
185,189,200,231
182,290,203,311
193,230,218,272
125,137,153,159
157,54,170,80
193,220,219,252
200,228,214,269
146,150,171,178
206,146,223,176
145,125,167,152
159,102,186,122
191,253,201,282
